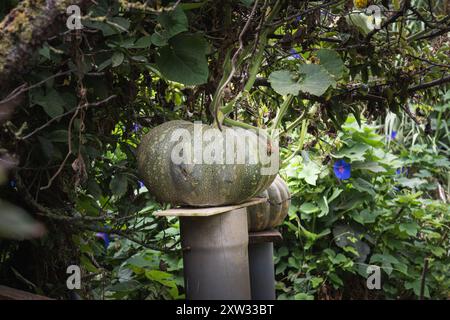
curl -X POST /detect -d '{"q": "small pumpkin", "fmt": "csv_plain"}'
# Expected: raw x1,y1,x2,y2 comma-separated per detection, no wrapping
247,175,290,232
137,120,277,207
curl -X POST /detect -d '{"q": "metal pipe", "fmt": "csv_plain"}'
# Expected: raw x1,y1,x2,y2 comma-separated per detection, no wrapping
180,208,251,300
248,242,275,300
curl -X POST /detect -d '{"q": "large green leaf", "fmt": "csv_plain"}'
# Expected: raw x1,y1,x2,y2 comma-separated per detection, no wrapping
316,48,344,79
158,6,188,38
268,70,301,96
156,33,209,85
298,64,336,96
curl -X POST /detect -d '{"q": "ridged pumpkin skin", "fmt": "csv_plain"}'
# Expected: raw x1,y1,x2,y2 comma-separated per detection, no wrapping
247,175,290,231
137,120,277,207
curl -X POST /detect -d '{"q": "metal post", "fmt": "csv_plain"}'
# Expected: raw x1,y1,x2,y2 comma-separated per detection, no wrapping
248,230,282,300
180,208,251,300
248,242,275,300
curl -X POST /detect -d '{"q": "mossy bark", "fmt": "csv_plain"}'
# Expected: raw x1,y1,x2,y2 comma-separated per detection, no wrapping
0,0,89,85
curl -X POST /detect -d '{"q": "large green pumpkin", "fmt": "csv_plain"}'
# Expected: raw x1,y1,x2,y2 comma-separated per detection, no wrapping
137,120,278,207
247,175,290,232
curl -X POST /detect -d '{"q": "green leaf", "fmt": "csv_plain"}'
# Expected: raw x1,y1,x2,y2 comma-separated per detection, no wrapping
333,224,370,262
294,293,314,300
33,89,65,118
80,254,98,273
299,202,320,214
47,130,68,143
310,277,324,289
370,253,399,265
156,33,209,85
39,45,51,60
399,222,419,237
298,160,321,185
107,280,141,292
133,36,152,48
157,6,188,38
240,0,254,6
396,177,426,189
352,209,379,224
352,178,375,196
97,58,112,71
405,280,430,298
317,196,329,217
334,143,369,161
327,188,343,203
316,49,344,79
110,174,128,198
298,64,336,96
112,52,125,67
352,161,387,173
151,32,169,47
268,70,301,96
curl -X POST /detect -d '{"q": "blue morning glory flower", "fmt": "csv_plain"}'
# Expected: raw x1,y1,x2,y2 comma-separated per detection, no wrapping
333,159,351,180
289,48,301,59
389,130,397,140
95,232,110,248
132,123,142,133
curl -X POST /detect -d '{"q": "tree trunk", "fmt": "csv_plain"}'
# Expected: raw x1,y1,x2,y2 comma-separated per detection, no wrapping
0,0,90,86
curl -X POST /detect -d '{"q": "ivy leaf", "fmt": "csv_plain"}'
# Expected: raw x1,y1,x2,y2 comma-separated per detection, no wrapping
316,48,344,80
156,33,209,85
268,70,301,96
298,64,336,96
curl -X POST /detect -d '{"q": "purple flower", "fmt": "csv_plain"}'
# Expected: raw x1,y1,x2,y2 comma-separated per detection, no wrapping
396,167,407,175
132,123,142,133
95,232,110,248
333,159,351,180
389,130,397,140
295,15,302,22
289,48,301,59
138,180,145,188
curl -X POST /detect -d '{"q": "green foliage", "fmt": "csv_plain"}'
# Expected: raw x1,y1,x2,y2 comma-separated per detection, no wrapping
276,111,450,299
